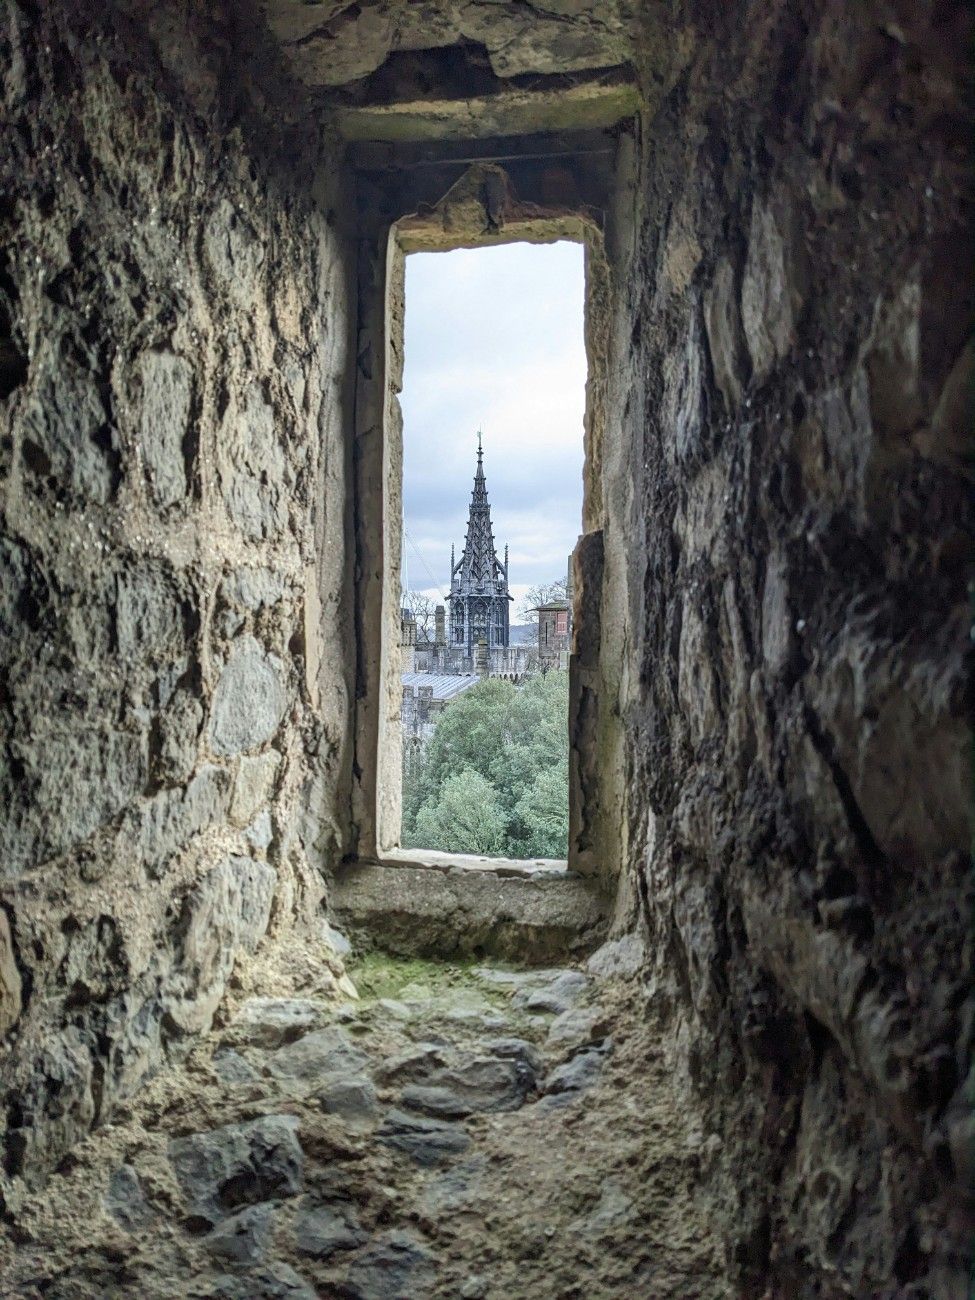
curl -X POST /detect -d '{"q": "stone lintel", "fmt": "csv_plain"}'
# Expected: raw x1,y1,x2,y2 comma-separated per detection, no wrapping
332,77,640,143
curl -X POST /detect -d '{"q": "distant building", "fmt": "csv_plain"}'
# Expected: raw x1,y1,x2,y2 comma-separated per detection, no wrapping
412,635,534,681
401,432,580,714
400,607,417,672
401,671,481,783
449,434,512,654
537,599,571,670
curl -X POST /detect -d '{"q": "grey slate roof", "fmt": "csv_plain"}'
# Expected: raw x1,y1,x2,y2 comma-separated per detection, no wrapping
401,673,480,701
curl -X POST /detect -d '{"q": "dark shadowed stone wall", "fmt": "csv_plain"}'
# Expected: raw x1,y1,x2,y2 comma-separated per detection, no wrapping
0,2,969,1291
607,1,972,1292
0,0,356,1192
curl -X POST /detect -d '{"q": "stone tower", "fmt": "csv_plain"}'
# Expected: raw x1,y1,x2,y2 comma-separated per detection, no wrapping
449,434,511,655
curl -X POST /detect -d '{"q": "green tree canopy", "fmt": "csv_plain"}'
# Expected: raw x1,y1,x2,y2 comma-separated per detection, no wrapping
414,768,506,856
402,672,569,859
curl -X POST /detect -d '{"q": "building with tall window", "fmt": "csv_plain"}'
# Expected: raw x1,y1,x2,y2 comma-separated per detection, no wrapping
537,599,571,670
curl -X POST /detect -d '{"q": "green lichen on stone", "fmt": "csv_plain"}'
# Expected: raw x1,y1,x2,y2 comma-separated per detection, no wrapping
348,951,511,1005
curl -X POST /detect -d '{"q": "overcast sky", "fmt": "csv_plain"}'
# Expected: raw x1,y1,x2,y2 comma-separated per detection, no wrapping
400,241,586,620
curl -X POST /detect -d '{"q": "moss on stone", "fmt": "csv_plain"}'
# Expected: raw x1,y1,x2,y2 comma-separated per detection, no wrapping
348,951,511,1005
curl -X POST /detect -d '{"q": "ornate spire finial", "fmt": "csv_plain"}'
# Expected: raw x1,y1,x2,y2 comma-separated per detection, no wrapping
477,429,483,460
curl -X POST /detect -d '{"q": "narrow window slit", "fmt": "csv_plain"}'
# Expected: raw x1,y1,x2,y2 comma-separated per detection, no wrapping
393,240,586,864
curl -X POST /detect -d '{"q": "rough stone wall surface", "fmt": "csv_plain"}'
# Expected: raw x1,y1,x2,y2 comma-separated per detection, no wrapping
1,1,970,1290
265,0,635,87
0,0,356,1193
611,1,972,1292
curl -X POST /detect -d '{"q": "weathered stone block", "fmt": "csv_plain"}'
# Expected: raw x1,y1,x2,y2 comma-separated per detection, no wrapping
115,561,191,662
153,688,204,785
0,909,23,1036
230,996,322,1047
4,723,148,874
511,969,590,1015
20,344,115,503
265,1027,369,1084
345,1230,435,1300
56,914,125,1005
59,575,117,665
331,859,607,965
741,202,792,381
585,933,646,980
204,199,265,305
216,566,294,641
221,567,287,613
542,1046,607,1094
210,1261,316,1300
931,339,974,457
377,1109,471,1167
245,809,274,853
204,1202,275,1264
400,1053,534,1117
760,552,792,675
231,751,281,827
138,349,193,507
168,1114,302,1227
134,764,231,877
218,387,289,541
107,993,165,1105
704,257,747,409
213,1047,261,1084
294,1200,365,1259
316,1075,378,1121
546,1006,607,1048
864,270,921,440
7,1027,97,1181
210,637,288,756
806,632,970,862
163,855,275,1034
661,312,703,463
0,540,46,660
677,600,719,745
104,1163,155,1230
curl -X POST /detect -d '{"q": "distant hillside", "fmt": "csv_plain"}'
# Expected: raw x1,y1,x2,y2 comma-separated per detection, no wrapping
509,624,535,645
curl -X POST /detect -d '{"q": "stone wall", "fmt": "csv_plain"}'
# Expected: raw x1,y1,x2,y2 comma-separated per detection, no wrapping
609,1,972,1291
0,1,970,1288
0,0,356,1192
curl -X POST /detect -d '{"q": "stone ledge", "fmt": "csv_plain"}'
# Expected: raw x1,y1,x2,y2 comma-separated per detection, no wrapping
377,848,570,879
330,856,608,966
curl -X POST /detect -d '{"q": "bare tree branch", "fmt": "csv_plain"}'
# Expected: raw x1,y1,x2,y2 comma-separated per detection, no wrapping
516,577,568,623
403,589,437,642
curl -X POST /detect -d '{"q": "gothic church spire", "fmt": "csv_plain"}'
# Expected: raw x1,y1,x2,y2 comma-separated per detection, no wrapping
449,433,512,655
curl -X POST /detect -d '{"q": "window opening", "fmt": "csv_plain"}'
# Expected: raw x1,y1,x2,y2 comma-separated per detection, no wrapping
397,241,586,861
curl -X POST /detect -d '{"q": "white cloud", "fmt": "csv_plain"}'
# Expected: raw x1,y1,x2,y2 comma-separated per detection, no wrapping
401,241,586,594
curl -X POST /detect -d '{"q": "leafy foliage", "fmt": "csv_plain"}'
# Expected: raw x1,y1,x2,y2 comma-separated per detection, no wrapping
415,769,506,855
402,672,569,858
